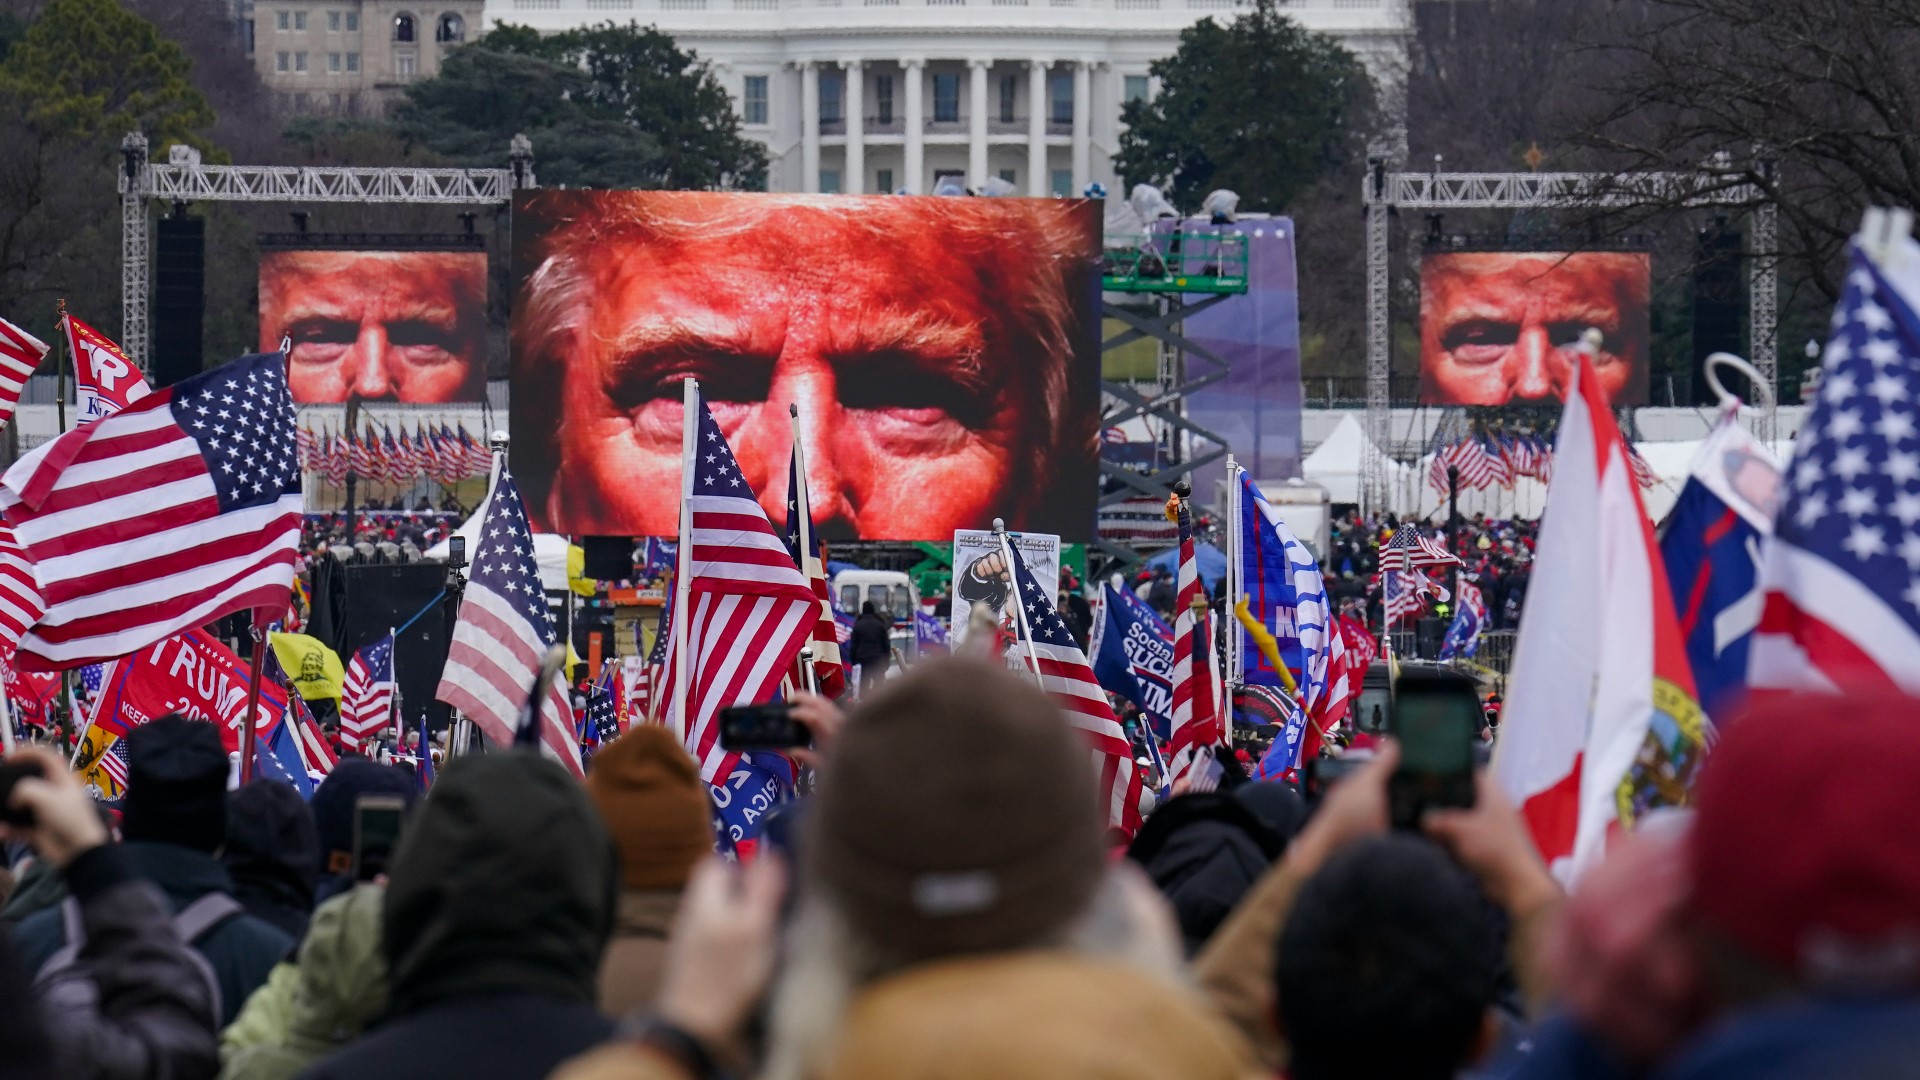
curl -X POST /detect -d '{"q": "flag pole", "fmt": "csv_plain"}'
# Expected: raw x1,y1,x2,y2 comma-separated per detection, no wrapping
54,300,69,435
993,518,1045,682
671,378,698,744
0,674,14,755
1224,455,1241,689
239,622,266,782
789,404,823,696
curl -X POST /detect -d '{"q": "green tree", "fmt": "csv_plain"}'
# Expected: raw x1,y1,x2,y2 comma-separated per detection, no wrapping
1113,0,1374,211
390,22,766,190
0,0,214,149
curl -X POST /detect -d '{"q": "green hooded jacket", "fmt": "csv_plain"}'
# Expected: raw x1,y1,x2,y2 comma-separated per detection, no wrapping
220,883,389,1080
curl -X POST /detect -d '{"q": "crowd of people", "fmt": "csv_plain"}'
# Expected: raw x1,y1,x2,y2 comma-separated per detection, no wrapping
6,657,1916,1080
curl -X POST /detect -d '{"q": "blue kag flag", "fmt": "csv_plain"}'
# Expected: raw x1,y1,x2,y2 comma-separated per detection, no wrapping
914,610,949,653
1660,416,1781,723
1439,577,1488,661
257,648,318,798
710,752,796,859
1239,684,1307,780
1235,472,1333,707
1090,581,1175,741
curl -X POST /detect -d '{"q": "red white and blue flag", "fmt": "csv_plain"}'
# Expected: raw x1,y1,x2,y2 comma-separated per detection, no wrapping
783,438,846,697
1006,552,1143,834
340,634,395,751
0,352,301,671
1167,497,1220,786
434,464,583,776
0,315,48,434
657,399,818,784
1752,235,1920,697
64,315,150,424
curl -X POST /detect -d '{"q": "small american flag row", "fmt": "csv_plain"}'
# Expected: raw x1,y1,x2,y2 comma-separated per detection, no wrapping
656,397,818,784
339,634,396,750
295,424,497,487
434,463,582,776
1426,430,1559,495
1166,497,1219,787
0,352,302,670
1006,550,1144,834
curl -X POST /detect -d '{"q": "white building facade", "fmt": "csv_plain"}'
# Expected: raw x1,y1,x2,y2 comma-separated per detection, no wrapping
481,0,1409,195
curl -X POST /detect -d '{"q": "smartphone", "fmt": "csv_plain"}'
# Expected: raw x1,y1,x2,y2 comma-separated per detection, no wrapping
1387,668,1481,829
0,759,46,827
719,703,809,751
351,794,408,882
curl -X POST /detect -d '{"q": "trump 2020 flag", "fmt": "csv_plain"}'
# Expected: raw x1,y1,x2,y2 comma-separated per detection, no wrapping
1496,351,1706,884
1090,580,1175,742
0,352,301,671
63,314,151,423
1438,577,1488,662
1751,231,1920,698
1661,414,1780,722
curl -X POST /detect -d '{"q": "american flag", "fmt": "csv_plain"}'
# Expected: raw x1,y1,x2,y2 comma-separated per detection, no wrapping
348,429,374,482
0,352,300,670
434,464,583,776
583,687,620,747
323,433,348,487
784,439,846,697
461,428,493,479
657,399,818,783
339,633,395,750
635,595,671,722
98,739,130,789
0,316,48,432
1379,524,1460,574
1753,242,1920,694
1624,441,1660,491
0,522,46,659
296,426,315,472
1478,433,1513,488
1007,550,1143,833
1383,567,1441,625
1166,498,1219,786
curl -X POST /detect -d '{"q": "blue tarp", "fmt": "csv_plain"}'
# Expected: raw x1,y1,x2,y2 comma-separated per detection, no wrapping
1144,541,1227,590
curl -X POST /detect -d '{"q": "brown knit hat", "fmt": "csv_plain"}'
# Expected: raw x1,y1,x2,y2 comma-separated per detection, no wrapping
805,658,1105,963
586,725,714,890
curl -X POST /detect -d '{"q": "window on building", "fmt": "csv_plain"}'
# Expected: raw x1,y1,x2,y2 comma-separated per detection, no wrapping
275,49,290,71
1049,72,1072,124
435,13,463,42
328,51,341,71
820,169,841,194
1051,168,1072,196
346,51,359,71
393,12,415,41
293,10,307,29
294,50,308,72
998,74,1016,123
742,75,768,124
1124,74,1149,104
329,92,343,111
876,168,893,192
874,75,893,125
275,10,289,29
819,72,842,125
245,18,255,51
345,10,358,29
999,168,1016,185
327,10,340,30
932,72,960,122
396,51,415,77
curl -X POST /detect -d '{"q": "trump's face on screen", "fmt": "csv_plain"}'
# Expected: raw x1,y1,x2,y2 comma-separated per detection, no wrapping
508,192,1102,541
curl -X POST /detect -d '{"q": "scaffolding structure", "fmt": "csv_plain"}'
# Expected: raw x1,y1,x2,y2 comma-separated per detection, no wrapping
1095,229,1250,568
1358,163,1779,515
117,132,535,369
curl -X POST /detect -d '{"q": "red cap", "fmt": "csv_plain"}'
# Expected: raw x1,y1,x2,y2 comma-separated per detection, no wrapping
1689,691,1920,989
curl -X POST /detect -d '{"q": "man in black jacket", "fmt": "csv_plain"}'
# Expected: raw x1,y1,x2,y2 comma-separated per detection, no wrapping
1,745,219,1080
849,602,892,695
298,751,618,1080
11,715,293,1027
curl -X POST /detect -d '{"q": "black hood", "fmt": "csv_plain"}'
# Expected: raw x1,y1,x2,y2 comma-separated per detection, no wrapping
382,752,617,1016
224,779,321,939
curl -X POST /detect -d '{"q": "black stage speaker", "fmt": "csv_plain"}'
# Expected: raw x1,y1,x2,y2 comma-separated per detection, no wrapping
581,535,635,580
1691,224,1744,406
152,213,206,389
343,563,453,732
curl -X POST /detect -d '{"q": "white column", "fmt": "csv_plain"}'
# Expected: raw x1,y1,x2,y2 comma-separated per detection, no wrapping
842,59,864,194
1027,58,1048,196
903,58,924,193
1071,59,1092,194
968,58,990,187
800,61,820,194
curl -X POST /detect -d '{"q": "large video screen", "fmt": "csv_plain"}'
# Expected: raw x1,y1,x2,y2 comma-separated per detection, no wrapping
508,191,1104,542
1419,252,1651,406
258,249,490,404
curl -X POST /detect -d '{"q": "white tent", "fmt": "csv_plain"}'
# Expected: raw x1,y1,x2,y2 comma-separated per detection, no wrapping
1302,414,1414,504
422,460,574,593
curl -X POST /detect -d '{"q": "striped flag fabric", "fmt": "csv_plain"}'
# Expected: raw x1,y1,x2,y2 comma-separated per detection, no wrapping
348,429,374,482
434,463,582,776
98,739,131,789
1379,524,1460,574
0,316,48,433
461,428,493,478
323,433,347,487
0,352,301,670
1752,236,1920,697
1006,550,1144,834
0,523,46,660
1167,497,1219,786
1478,433,1513,488
784,438,846,697
339,634,395,750
656,398,818,784
637,596,671,722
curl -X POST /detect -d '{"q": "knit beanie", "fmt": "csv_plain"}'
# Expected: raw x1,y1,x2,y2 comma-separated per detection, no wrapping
586,725,713,890
310,757,420,877
120,714,230,853
806,658,1105,963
